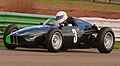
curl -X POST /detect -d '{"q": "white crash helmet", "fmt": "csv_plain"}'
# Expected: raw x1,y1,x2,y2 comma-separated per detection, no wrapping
56,11,68,23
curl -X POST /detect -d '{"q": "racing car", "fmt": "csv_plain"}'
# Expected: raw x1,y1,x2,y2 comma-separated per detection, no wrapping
3,17,115,53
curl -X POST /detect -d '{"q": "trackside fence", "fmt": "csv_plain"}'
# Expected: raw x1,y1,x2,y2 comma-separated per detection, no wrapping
0,12,55,39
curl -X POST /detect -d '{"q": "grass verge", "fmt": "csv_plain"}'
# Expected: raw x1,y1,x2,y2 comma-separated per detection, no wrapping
114,41,120,49
0,40,3,47
33,0,120,9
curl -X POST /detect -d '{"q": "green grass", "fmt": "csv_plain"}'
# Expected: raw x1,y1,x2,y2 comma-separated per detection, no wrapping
0,40,3,47
33,0,120,9
114,42,120,49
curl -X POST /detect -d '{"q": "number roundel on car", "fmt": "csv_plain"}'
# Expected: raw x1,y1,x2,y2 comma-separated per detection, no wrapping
72,29,78,43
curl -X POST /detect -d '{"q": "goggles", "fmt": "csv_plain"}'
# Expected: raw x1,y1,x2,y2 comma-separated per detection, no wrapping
56,15,64,20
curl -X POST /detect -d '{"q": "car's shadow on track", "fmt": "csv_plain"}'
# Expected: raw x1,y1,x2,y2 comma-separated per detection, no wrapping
64,50,98,54
1,48,99,54
16,48,99,54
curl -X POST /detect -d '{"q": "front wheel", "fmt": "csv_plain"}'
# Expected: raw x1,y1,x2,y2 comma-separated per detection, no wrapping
97,27,115,53
3,24,19,50
46,28,62,52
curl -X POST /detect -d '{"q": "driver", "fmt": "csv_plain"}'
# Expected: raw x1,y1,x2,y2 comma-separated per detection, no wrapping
56,11,77,26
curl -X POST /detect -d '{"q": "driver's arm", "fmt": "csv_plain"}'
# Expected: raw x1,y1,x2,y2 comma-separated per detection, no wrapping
66,17,77,26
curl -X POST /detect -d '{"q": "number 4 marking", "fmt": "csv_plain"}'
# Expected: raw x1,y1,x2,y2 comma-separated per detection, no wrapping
72,29,78,43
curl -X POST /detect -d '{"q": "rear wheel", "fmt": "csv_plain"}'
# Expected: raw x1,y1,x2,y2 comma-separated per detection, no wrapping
46,28,62,52
3,24,19,50
97,27,115,53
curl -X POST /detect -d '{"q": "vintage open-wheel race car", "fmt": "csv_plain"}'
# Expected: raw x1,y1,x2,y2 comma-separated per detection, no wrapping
3,16,115,53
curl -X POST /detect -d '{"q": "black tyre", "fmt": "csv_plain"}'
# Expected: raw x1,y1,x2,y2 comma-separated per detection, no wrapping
46,28,62,52
97,27,115,53
3,24,19,50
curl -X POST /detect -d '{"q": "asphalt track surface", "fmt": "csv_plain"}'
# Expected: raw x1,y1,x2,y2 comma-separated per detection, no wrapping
0,47,120,66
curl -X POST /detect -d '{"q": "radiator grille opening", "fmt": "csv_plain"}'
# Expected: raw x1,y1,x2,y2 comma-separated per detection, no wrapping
11,35,19,44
